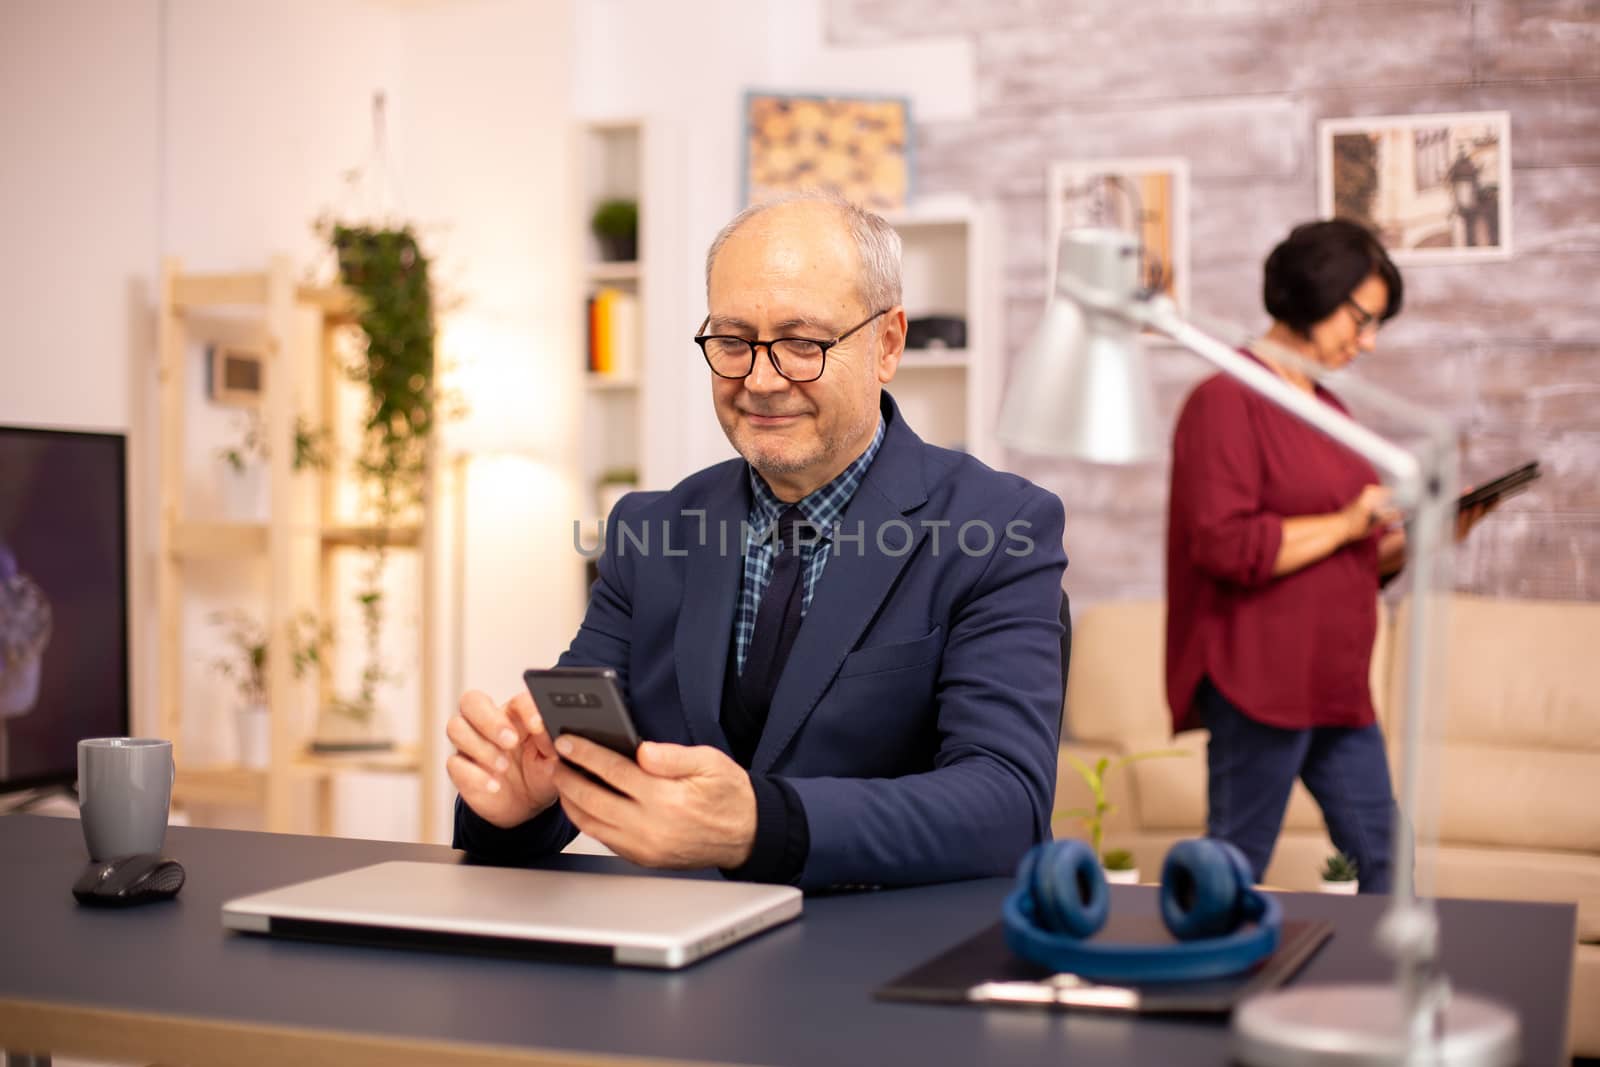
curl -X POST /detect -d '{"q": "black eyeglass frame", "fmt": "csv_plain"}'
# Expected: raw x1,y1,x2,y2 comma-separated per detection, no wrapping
693,308,892,383
1343,297,1382,334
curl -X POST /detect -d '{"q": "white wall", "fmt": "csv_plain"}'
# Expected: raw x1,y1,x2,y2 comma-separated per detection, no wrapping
0,1,162,433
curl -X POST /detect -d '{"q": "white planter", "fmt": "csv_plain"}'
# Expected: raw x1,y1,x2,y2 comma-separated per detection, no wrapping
236,702,271,769
218,463,268,524
1104,867,1140,885
1319,878,1359,895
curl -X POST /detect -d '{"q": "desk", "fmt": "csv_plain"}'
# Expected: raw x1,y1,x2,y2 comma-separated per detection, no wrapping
0,814,1576,1066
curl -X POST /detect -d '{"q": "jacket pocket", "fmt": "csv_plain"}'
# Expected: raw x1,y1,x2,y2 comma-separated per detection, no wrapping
836,626,943,678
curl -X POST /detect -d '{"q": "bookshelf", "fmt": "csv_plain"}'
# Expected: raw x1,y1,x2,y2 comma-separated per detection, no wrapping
886,196,1003,466
580,120,646,530
155,256,439,839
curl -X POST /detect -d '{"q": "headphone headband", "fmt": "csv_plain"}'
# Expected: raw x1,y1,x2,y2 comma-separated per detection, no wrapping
1001,838,1282,984
1002,884,1280,984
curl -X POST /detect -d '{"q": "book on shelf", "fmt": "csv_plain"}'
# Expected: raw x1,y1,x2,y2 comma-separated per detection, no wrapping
586,287,639,381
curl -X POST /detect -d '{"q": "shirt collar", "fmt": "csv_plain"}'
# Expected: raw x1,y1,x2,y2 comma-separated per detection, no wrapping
747,415,886,533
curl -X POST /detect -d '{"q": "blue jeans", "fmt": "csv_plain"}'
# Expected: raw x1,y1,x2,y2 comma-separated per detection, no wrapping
1198,678,1396,894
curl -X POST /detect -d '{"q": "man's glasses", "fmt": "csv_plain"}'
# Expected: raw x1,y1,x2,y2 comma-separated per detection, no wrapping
694,309,890,383
1344,298,1382,335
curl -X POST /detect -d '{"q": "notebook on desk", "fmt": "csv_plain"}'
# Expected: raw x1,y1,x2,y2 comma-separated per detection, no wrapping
877,915,1332,1015
221,860,802,969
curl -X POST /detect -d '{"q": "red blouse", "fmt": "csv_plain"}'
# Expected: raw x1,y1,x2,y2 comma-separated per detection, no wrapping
1165,360,1383,734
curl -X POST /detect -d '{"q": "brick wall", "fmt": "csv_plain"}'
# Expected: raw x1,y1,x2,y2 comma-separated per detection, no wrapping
827,0,1600,605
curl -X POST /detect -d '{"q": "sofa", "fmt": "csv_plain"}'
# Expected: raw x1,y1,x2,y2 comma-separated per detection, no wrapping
1053,592,1599,1056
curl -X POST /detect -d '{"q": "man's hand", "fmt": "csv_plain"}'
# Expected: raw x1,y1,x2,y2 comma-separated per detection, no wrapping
552,737,758,871
445,689,561,829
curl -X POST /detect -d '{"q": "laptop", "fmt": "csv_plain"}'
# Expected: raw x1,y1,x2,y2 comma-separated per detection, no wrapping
221,861,802,969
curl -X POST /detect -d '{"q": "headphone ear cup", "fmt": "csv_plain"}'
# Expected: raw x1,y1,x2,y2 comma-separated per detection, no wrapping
1159,838,1252,940
1029,839,1109,939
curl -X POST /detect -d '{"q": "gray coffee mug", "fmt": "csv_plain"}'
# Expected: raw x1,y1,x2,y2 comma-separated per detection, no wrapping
77,738,175,861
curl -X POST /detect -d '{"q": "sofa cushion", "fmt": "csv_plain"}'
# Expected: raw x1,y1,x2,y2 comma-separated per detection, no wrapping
1431,844,1600,942
1065,598,1393,745
1390,594,1600,854
1062,601,1168,744
1392,593,1600,750
1425,742,1600,854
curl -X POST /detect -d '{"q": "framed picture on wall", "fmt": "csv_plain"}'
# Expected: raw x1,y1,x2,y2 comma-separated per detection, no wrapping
742,91,913,213
1047,157,1190,314
1318,111,1512,263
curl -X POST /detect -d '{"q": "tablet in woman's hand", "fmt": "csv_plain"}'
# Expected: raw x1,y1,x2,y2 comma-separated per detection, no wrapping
1457,460,1540,513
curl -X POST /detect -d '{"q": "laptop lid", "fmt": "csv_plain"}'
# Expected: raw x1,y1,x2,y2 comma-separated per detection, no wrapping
221,861,802,969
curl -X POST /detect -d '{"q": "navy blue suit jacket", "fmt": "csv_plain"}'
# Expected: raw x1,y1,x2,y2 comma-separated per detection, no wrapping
455,394,1068,890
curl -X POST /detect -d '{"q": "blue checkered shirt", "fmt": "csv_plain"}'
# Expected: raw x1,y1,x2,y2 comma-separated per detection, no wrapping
733,417,885,673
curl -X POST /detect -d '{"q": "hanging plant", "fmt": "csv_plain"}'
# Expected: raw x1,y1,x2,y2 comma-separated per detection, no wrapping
321,221,438,722
330,223,437,509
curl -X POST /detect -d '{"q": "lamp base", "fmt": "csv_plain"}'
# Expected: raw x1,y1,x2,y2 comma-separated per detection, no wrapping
1232,984,1519,1067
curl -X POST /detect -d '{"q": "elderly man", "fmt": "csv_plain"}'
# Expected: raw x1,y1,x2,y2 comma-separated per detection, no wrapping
447,191,1067,890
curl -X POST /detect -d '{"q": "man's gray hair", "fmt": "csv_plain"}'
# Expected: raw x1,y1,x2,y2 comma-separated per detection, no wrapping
703,189,903,312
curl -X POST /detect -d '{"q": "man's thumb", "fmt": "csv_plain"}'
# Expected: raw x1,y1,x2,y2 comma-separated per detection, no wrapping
637,741,701,778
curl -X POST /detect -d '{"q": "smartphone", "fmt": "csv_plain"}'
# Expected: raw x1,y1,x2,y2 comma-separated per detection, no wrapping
522,666,641,760
1457,460,1541,514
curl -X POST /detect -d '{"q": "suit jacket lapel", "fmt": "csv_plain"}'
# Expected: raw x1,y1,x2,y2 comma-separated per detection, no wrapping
673,468,747,752
751,395,930,773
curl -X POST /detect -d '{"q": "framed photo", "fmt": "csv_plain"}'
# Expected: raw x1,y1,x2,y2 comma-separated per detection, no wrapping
1318,111,1512,262
742,91,913,213
1047,157,1190,313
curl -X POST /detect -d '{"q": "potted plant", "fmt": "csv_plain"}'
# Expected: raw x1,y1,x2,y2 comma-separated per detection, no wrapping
1319,850,1359,894
209,610,330,769
591,198,639,263
1055,747,1189,878
216,412,330,522
1101,847,1140,885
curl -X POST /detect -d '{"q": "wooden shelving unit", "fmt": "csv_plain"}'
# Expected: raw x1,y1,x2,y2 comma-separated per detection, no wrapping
883,196,1003,465
155,255,439,840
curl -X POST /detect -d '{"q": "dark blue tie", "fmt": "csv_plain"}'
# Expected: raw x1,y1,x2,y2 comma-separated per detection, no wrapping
739,505,811,727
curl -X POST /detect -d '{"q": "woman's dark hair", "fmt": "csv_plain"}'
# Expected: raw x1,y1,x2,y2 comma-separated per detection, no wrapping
1262,218,1403,337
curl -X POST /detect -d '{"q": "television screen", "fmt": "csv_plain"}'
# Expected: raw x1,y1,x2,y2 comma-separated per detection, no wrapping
0,426,129,793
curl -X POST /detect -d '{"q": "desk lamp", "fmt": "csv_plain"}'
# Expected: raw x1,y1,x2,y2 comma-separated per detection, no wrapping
999,227,1520,1066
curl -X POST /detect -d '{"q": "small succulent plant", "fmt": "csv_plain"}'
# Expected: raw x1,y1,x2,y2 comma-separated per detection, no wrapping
1102,848,1136,872
1321,850,1359,882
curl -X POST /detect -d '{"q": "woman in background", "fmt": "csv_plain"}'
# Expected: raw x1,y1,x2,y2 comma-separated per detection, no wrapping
1165,218,1487,894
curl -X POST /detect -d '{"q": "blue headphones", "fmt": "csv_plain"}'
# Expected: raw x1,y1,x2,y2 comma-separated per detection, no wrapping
1001,837,1281,984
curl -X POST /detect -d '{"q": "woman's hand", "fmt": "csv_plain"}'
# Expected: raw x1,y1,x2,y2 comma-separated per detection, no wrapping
1455,492,1497,544
1343,484,1401,543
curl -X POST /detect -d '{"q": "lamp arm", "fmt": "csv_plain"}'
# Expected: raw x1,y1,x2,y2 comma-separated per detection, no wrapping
1133,297,1424,498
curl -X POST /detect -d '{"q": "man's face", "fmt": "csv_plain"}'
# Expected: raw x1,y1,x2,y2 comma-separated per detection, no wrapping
704,203,904,501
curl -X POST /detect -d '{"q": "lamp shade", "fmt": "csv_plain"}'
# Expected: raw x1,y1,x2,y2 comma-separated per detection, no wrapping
996,228,1162,464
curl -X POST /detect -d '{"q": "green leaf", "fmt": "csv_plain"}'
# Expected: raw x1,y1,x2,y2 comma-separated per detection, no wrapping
1064,752,1097,789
